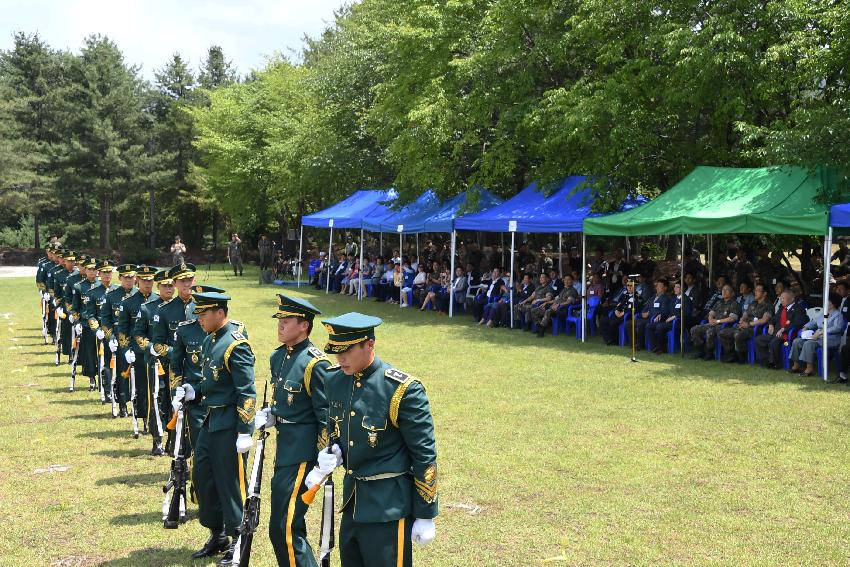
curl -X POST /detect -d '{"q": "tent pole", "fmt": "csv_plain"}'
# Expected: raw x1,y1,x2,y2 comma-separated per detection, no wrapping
326,225,333,294
449,230,456,318
581,232,587,342
416,234,419,267
358,228,364,301
681,234,686,357
509,231,515,329
400,231,403,310
708,234,713,284
296,224,304,288
380,232,383,257
823,228,832,381
559,232,563,276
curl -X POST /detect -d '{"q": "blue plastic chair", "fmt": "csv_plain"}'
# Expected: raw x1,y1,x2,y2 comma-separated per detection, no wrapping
666,318,691,354
565,297,601,338
618,312,633,347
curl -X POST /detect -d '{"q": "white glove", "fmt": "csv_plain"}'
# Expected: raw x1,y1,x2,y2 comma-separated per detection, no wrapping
68,313,77,323
56,307,64,318
108,338,118,353
254,408,274,430
182,383,196,401
149,344,159,357
96,329,105,341
124,350,136,364
317,444,343,474
171,395,183,412
42,292,50,301
304,467,327,489
74,323,82,335
53,298,60,307
236,433,253,454
411,518,436,545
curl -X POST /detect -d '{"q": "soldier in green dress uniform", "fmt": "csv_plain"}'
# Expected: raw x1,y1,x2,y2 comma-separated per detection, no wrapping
170,285,226,456
152,263,196,403
44,246,64,342
172,291,256,565
309,312,438,567
253,294,335,567
134,269,174,455
70,256,100,388
101,264,138,416
63,254,88,388
118,265,158,432
86,260,117,394
51,250,76,357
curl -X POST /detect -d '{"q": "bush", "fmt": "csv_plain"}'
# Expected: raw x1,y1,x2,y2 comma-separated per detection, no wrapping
0,215,35,248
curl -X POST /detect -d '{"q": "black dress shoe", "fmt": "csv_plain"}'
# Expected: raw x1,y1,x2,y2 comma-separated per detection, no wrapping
217,542,236,566
191,531,230,559
151,440,165,456
118,404,128,418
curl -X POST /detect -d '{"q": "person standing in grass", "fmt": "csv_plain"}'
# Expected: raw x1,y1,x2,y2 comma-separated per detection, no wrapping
253,294,336,566
307,312,438,567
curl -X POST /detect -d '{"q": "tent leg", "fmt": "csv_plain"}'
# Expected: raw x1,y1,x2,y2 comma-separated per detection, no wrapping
559,232,563,276
681,234,686,357
581,232,586,342
326,227,333,294
501,233,505,268
509,231,515,329
823,228,832,381
416,234,419,266
358,229,364,301
449,230,456,318
400,232,403,309
708,234,713,285
379,232,383,257
297,224,304,288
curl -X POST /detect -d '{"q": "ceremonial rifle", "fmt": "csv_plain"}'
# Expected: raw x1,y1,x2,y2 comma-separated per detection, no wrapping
128,365,139,438
54,308,63,366
109,347,118,418
301,421,339,567
162,397,188,528
69,324,80,392
231,385,269,567
41,295,49,344
151,359,164,438
97,339,106,402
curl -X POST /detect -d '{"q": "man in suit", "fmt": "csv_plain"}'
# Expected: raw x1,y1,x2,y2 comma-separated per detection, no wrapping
755,290,809,369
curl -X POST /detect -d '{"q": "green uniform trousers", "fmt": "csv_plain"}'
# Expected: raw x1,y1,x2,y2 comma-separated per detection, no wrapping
79,327,98,378
193,425,247,537
113,355,130,404
339,512,413,567
144,360,164,440
269,461,317,567
129,358,148,419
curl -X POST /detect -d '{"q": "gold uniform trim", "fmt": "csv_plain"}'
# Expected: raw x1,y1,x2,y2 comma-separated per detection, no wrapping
154,343,170,357
396,517,405,567
414,477,438,503
236,397,256,424
287,462,308,566
303,356,329,397
224,339,252,371
274,310,306,319
88,318,100,330
117,333,130,349
326,335,370,347
389,378,419,428
135,336,150,350
169,373,181,390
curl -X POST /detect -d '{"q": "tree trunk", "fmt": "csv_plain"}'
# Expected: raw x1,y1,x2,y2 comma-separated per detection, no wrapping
34,214,40,249
212,210,219,256
149,187,156,250
100,193,111,250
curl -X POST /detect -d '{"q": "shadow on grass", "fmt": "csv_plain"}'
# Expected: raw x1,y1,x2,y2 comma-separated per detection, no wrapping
96,471,164,487
109,510,170,527
50,397,99,406
94,447,150,459
96,546,198,566
78,429,142,440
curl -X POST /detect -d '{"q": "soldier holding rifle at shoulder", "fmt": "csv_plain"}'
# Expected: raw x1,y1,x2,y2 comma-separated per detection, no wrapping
84,260,117,395
70,256,100,390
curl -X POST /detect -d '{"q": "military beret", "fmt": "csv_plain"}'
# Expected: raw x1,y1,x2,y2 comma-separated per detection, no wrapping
321,312,382,353
273,294,321,320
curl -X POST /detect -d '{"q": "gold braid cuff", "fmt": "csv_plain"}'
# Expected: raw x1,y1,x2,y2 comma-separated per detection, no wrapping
88,319,100,330
154,343,170,357
135,336,150,350
236,397,256,424
117,333,130,349
103,327,113,340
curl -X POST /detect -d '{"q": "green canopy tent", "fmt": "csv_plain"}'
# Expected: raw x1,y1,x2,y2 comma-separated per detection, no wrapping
584,165,834,377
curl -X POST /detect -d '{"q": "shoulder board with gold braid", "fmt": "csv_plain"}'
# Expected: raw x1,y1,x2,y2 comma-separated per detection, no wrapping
177,319,194,327
230,320,245,333
387,368,420,427
303,346,331,396
224,338,252,371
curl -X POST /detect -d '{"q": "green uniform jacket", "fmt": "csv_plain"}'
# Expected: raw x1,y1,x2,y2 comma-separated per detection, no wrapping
170,316,209,391
324,356,438,523
46,263,64,299
134,295,164,363
82,283,117,331
268,339,334,467
151,297,192,358
195,321,256,436
36,258,54,290
50,266,69,304
71,279,97,320
100,286,133,341
63,269,82,312
117,289,155,354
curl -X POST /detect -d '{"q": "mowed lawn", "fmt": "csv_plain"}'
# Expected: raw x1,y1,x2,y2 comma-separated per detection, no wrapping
2,268,850,566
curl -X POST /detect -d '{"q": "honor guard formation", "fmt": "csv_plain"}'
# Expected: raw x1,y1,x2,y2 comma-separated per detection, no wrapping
34,242,439,566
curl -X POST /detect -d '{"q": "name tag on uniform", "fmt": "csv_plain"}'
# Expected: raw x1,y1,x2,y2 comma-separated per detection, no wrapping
675,303,681,309
153,315,160,322
654,302,660,308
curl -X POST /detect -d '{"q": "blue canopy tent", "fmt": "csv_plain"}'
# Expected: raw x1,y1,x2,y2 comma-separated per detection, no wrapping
455,176,646,335
299,189,397,292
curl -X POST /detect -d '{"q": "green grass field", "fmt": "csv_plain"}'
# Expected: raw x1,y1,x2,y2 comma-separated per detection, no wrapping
2,267,850,566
